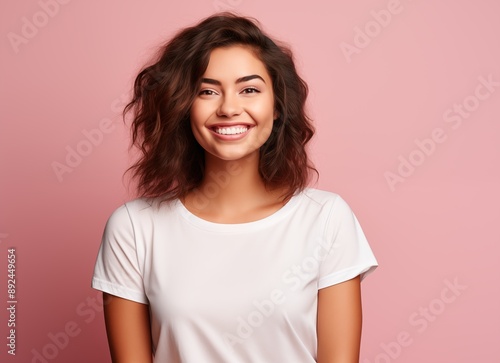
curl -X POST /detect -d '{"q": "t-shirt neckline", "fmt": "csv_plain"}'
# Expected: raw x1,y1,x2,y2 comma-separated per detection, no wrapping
176,189,304,233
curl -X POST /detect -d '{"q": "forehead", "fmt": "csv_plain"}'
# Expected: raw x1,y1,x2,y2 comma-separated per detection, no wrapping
203,45,270,80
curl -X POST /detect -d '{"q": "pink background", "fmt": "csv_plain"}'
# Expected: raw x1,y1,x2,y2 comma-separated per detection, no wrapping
1,0,499,362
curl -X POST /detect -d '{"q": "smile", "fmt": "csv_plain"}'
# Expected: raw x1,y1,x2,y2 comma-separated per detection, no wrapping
214,126,249,135
209,124,252,141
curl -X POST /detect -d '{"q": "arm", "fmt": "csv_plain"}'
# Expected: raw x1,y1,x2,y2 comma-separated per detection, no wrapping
317,275,362,363
103,293,153,363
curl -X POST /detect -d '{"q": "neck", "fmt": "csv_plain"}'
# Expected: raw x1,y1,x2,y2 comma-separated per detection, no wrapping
200,152,266,208
182,152,290,222
186,151,288,215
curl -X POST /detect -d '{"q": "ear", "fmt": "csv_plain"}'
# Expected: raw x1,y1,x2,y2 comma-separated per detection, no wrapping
274,110,280,120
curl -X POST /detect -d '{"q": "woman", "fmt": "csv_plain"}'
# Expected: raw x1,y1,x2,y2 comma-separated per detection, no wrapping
92,11,378,363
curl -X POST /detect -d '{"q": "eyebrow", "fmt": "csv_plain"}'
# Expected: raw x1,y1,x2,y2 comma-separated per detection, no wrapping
200,74,266,85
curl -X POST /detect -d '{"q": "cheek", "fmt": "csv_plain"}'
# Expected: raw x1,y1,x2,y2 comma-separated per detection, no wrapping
189,106,205,143
189,119,206,149
190,103,206,128
190,118,204,142
254,118,274,146
189,103,199,121
251,98,275,120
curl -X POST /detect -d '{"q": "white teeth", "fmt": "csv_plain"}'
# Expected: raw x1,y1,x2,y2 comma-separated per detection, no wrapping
215,126,249,135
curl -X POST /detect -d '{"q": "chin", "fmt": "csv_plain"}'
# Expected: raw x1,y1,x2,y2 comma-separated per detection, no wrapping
207,149,259,162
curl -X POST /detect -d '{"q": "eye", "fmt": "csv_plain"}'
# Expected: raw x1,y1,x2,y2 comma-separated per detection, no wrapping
242,87,260,94
199,89,217,96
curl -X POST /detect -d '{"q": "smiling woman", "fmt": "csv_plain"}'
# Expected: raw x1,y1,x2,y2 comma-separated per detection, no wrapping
120,13,316,206
91,11,378,363
189,45,276,165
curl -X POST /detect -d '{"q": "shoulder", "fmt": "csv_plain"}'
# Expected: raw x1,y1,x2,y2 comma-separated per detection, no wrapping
101,197,179,252
106,196,177,227
298,187,344,208
298,188,356,222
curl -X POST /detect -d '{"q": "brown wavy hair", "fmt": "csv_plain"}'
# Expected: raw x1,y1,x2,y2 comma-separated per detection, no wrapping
123,11,317,203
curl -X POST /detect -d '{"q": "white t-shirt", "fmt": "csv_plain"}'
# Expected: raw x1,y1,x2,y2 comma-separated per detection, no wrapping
91,188,378,363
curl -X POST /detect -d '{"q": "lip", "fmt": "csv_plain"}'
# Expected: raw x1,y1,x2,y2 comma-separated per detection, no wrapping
208,124,253,141
209,122,254,128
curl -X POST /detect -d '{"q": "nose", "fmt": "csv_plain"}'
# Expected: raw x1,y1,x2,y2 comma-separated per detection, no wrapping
216,93,242,118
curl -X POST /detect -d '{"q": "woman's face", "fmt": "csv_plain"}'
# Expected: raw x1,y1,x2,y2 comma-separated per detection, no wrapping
190,45,277,163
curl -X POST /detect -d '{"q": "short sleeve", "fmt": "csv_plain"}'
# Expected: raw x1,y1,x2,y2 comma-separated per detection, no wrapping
318,195,378,289
91,203,148,304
